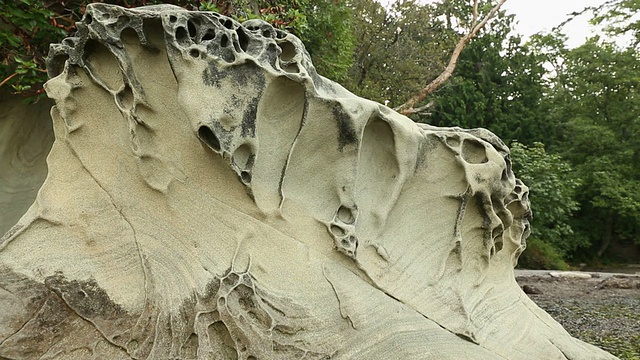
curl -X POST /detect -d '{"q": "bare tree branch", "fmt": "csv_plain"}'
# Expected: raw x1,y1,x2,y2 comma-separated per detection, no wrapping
472,0,479,25
394,0,508,115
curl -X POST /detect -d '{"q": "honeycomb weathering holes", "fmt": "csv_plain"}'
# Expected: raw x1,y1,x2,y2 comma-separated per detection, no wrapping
187,19,197,39
278,41,296,61
337,206,355,224
461,139,489,164
175,26,189,45
221,34,229,47
330,225,345,236
236,28,250,52
202,29,215,41
198,126,221,152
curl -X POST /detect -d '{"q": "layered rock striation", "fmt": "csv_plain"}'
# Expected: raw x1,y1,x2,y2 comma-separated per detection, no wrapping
0,4,617,359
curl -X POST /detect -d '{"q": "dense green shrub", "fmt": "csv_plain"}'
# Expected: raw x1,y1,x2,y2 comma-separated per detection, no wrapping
510,142,583,269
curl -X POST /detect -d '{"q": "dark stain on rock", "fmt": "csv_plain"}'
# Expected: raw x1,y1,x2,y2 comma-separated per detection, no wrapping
331,104,358,152
241,96,259,137
0,268,134,359
202,63,223,88
229,63,266,90
44,273,129,320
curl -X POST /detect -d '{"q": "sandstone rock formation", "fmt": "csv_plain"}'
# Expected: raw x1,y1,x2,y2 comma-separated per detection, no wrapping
0,4,618,359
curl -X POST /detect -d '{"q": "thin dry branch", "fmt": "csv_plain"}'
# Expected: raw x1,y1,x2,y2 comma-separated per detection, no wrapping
394,0,508,115
472,0,479,24
0,73,18,88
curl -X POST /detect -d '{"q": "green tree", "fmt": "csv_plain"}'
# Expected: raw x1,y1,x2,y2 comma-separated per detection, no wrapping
299,0,354,83
510,142,582,269
547,39,640,260
426,11,551,145
590,0,640,47
344,0,454,105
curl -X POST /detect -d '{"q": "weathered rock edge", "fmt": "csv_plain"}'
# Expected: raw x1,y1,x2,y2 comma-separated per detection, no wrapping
0,4,617,359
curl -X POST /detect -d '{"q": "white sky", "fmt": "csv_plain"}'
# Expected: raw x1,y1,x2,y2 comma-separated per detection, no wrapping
501,0,612,48
378,0,628,48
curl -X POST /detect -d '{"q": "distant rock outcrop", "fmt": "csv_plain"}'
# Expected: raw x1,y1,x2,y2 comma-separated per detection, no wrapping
0,95,53,236
0,4,617,359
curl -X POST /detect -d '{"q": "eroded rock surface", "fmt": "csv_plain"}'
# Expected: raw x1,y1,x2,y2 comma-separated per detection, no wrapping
0,4,618,359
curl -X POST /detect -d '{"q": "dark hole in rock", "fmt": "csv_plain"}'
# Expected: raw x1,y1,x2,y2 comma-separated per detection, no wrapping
175,26,189,45
501,169,509,181
494,239,503,253
169,15,177,23
85,14,93,25
198,126,221,152
278,41,296,61
514,185,522,194
115,15,130,29
223,272,239,286
221,33,229,47
223,19,233,29
49,54,69,77
262,30,271,38
282,63,299,74
341,239,350,247
189,48,200,58
222,51,235,63
240,171,251,184
121,27,141,45
236,28,249,52
202,29,215,41
275,30,286,39
187,19,197,39
140,19,163,52
492,225,503,240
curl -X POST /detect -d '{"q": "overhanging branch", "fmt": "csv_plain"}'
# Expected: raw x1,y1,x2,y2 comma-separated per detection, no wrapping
394,0,508,116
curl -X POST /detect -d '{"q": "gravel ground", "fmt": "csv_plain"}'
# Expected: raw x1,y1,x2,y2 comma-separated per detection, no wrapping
516,272,640,360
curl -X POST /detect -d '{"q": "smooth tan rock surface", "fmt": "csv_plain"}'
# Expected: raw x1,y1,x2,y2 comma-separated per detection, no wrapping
0,4,618,359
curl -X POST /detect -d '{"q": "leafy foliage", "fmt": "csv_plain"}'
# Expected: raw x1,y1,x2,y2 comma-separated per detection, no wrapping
344,0,456,105
510,142,582,268
590,0,640,47
427,11,551,145
546,39,640,260
0,0,68,97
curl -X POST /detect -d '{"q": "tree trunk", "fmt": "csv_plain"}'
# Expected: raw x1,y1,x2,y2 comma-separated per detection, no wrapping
597,212,615,258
